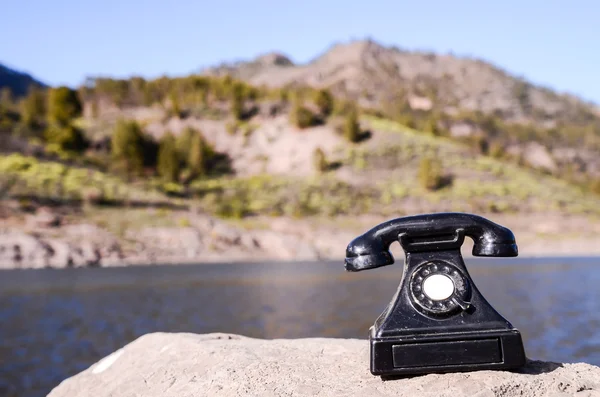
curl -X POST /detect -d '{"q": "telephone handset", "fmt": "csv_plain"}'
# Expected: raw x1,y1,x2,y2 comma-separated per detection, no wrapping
345,213,526,377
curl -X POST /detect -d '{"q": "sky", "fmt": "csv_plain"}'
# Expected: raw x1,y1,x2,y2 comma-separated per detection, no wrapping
1,0,599,104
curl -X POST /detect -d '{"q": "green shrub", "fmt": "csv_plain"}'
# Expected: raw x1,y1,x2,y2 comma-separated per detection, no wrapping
313,148,328,173
168,92,182,118
161,182,185,196
178,217,191,227
591,179,600,195
276,88,291,103
291,102,319,129
157,132,180,182
231,83,245,120
21,86,47,129
141,134,159,168
214,191,250,219
332,99,356,117
473,136,489,155
175,127,196,162
0,153,164,204
343,106,361,143
172,126,226,180
0,106,19,132
418,157,446,191
422,117,439,136
489,142,505,158
241,122,256,137
188,131,207,178
43,124,87,153
47,86,82,126
111,119,146,177
404,115,417,129
314,88,334,118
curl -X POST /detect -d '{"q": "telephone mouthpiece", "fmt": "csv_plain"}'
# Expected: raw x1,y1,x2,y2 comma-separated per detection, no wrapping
344,251,394,272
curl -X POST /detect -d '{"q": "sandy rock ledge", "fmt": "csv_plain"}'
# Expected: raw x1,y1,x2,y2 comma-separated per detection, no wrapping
49,333,600,397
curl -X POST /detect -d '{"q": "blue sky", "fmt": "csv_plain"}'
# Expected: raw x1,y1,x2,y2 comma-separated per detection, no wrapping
1,0,598,104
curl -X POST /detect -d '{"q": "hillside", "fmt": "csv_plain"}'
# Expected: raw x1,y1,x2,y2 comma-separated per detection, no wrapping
1,42,600,268
204,39,600,183
0,63,46,97
205,39,600,126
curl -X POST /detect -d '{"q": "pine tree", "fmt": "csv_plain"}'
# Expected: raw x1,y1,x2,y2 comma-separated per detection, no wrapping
313,147,328,173
0,88,13,109
157,132,180,182
422,117,438,136
47,86,82,127
290,94,317,129
0,88,15,131
188,131,206,177
231,82,245,120
314,88,334,118
175,127,196,165
21,86,47,129
44,124,87,152
343,105,361,143
418,157,444,191
111,119,146,177
169,91,181,118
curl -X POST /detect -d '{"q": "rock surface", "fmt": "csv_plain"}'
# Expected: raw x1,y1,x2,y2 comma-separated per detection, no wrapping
2,211,600,268
49,333,600,397
0,224,121,269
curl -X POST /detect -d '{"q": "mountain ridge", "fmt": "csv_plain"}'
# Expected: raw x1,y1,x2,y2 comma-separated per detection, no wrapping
203,39,600,125
0,62,46,97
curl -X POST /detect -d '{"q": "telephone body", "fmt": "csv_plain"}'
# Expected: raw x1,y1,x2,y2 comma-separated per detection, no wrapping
345,213,526,376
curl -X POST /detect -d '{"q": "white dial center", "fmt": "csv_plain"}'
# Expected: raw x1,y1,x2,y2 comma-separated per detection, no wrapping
423,274,455,301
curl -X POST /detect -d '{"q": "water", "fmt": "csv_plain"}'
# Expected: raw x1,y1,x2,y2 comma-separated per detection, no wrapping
1,257,600,397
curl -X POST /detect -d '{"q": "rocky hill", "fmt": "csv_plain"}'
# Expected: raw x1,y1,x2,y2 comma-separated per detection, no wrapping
205,39,600,126
2,40,600,269
204,40,600,181
0,63,46,97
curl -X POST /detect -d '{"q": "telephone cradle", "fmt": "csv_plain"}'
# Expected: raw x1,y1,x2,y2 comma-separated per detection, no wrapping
344,212,526,377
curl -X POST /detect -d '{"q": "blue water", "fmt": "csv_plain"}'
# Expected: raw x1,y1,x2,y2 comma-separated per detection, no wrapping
1,257,599,397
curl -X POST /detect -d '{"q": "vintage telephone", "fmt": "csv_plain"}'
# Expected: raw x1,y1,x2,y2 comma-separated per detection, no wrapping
345,212,526,376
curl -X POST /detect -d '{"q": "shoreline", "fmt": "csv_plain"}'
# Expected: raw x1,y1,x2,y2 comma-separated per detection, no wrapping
2,210,599,269
2,249,599,270
3,252,598,268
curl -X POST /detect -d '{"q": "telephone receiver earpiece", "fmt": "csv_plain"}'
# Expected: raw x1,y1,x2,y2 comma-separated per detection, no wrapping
344,212,526,377
345,213,518,272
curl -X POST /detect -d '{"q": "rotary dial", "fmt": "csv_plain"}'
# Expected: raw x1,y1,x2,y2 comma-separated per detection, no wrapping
409,261,471,316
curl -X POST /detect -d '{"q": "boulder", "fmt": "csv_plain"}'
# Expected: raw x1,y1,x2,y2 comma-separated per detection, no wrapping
523,142,557,172
408,95,433,111
49,333,600,397
210,222,242,246
62,224,122,260
507,142,557,173
449,122,476,137
25,206,62,228
0,225,120,269
0,231,51,269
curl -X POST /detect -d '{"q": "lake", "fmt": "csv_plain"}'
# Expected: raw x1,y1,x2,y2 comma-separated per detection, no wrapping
1,256,600,397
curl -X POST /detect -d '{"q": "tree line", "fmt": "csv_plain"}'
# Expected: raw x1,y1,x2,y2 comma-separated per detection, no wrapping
2,70,599,192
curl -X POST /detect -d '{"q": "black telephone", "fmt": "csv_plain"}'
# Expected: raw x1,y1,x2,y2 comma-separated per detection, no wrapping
345,212,526,377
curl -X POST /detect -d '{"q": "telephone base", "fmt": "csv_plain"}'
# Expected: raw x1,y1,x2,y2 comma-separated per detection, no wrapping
369,328,526,376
